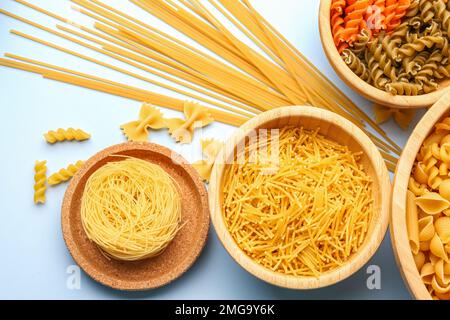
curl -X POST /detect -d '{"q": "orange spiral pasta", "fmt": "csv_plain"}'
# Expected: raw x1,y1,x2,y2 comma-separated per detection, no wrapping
344,0,371,43
331,0,347,49
369,0,387,33
383,0,399,28
386,0,411,32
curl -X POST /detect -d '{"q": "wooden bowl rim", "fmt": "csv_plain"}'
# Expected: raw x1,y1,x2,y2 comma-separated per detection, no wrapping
61,141,210,291
391,91,450,300
318,0,449,109
209,106,391,289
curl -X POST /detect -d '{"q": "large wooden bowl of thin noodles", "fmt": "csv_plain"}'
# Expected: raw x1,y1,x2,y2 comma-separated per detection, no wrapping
209,106,391,289
61,142,209,291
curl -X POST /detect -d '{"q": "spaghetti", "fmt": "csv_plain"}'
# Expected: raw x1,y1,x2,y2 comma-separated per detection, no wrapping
0,0,401,168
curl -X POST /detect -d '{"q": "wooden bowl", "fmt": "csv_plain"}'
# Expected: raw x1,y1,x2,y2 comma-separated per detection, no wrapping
61,142,210,291
209,106,391,289
391,91,450,299
318,0,450,109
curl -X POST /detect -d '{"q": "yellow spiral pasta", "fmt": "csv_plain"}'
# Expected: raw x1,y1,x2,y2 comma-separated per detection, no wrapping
47,160,84,186
80,157,182,261
33,160,47,204
44,128,91,144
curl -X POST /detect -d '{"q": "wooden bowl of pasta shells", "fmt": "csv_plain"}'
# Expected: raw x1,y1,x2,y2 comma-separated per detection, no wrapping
209,106,391,289
392,91,450,300
318,0,450,109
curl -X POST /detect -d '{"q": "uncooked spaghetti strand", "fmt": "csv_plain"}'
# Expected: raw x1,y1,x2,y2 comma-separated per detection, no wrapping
186,0,307,106
70,5,288,110
205,0,285,66
141,1,310,104
180,0,303,101
13,0,69,23
136,0,372,131
56,24,257,117
73,0,279,94
111,25,287,110
228,2,364,122
9,25,253,119
0,57,248,125
63,20,261,111
232,0,401,153
83,0,287,108
0,6,266,114
128,0,302,100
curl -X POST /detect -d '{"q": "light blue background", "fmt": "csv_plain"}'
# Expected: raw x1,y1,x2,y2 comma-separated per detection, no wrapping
0,0,420,299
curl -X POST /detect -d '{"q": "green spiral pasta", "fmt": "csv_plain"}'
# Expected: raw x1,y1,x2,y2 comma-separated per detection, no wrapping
342,49,369,81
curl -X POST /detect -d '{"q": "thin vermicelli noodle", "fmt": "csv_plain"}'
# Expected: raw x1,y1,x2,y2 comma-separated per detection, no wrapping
223,127,374,276
81,157,182,261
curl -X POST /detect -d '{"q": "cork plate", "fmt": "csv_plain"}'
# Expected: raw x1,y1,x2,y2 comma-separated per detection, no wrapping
61,142,210,291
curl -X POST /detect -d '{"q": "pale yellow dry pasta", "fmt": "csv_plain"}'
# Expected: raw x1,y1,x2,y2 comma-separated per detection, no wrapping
33,160,47,204
81,157,182,261
418,216,435,242
222,126,373,277
409,117,450,299
120,103,166,142
166,101,214,144
406,190,420,255
48,160,84,186
0,0,402,164
435,217,450,244
192,138,224,182
415,192,450,215
44,128,90,143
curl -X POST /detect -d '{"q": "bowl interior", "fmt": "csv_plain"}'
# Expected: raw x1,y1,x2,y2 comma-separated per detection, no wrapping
318,0,450,109
62,142,209,290
210,107,390,289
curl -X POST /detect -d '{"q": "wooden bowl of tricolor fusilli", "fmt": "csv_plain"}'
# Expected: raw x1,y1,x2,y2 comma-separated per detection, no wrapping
319,0,450,109
392,91,450,300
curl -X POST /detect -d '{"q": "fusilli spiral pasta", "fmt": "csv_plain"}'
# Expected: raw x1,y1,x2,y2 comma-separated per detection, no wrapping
44,128,90,144
48,160,84,186
33,160,47,204
333,0,450,98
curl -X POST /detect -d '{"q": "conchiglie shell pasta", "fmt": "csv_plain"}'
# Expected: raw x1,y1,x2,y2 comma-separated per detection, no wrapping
413,251,426,271
418,216,435,242
435,291,450,300
439,180,450,202
430,233,449,262
445,261,450,275
416,192,450,215
435,259,450,285
421,240,431,251
435,217,450,243
441,134,450,145
421,263,435,285
414,164,429,185
431,276,450,294
430,253,441,266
